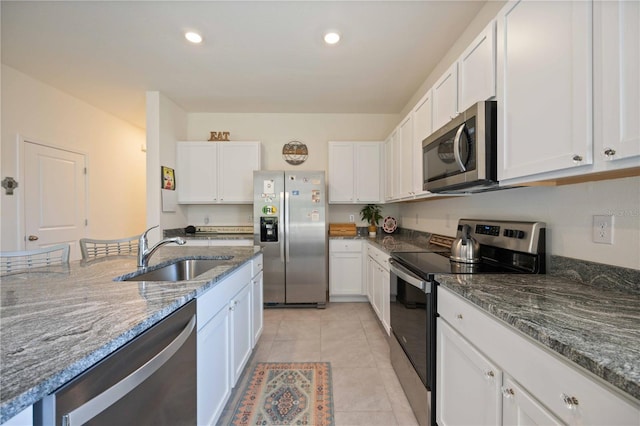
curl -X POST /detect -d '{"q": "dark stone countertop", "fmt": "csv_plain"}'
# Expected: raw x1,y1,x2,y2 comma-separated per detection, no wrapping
0,245,261,423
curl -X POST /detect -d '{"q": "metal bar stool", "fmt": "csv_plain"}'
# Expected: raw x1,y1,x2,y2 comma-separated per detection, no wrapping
79,235,141,261
1,244,71,275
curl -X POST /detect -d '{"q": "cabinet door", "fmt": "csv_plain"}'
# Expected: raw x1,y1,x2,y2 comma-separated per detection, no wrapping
328,143,355,202
433,62,459,133
177,142,218,203
355,143,382,203
380,265,390,335
497,0,592,181
502,376,564,426
218,142,261,203
197,305,231,426
366,256,375,303
458,20,496,112
371,261,382,319
329,249,363,296
384,134,396,202
230,283,252,384
251,271,264,346
437,319,502,426
399,114,414,199
597,0,640,163
412,90,432,197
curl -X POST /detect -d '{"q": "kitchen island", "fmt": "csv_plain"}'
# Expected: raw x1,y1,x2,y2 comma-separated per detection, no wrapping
0,245,261,423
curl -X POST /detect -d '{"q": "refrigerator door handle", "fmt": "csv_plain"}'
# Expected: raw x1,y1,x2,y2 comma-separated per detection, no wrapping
284,191,290,263
279,192,285,263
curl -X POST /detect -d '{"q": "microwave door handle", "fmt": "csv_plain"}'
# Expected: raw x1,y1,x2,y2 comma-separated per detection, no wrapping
453,123,467,172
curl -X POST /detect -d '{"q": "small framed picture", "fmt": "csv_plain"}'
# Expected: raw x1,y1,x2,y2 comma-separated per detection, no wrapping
161,166,175,190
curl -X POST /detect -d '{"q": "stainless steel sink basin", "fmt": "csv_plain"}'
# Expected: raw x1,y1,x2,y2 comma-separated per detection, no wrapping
122,257,232,282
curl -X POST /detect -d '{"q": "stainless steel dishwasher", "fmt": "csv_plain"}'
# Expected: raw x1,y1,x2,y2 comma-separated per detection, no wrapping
35,300,196,426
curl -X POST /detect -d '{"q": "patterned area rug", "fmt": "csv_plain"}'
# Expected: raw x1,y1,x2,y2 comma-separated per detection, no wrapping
231,362,334,426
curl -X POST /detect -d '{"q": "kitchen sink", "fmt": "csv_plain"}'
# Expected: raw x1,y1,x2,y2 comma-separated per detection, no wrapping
120,257,233,282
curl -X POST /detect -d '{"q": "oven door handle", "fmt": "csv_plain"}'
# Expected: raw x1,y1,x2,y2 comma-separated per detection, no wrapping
389,259,429,292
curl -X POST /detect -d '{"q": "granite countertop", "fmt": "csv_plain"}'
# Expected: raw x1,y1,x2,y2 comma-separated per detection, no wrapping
0,245,261,423
359,234,640,402
434,273,640,402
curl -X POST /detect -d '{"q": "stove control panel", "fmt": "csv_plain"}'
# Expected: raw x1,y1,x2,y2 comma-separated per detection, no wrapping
458,219,546,255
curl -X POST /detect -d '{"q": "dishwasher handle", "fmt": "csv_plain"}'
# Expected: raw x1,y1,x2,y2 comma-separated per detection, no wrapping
61,314,196,426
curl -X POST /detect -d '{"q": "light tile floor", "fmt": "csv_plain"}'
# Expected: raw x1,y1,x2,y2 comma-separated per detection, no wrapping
218,302,418,426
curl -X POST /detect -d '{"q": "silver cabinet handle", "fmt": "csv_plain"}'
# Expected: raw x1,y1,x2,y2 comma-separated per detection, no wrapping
562,393,579,409
484,370,495,379
502,387,515,399
572,155,583,162
61,314,196,426
28,235,39,241
456,314,463,320
604,148,616,158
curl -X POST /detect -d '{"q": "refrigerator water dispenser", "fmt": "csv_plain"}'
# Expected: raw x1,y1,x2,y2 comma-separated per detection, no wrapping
260,217,278,242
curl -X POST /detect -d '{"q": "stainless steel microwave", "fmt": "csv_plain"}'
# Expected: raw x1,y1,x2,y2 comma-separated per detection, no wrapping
422,101,497,193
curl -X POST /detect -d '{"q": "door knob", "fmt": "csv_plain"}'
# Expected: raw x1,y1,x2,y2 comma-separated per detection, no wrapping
28,235,39,241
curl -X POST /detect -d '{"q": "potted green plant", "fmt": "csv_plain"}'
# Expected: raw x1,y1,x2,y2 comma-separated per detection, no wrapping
360,204,383,237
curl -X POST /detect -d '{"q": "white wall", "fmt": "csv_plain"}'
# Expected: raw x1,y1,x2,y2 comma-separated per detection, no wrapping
183,112,399,226
145,91,188,243
1,65,146,253
399,178,640,269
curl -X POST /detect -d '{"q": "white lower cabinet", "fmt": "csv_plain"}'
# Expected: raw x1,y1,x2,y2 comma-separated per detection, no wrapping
251,254,264,346
437,319,502,426
329,240,365,301
197,303,231,426
197,260,259,426
230,282,252,384
438,286,640,426
502,375,563,426
366,243,390,335
1,406,33,426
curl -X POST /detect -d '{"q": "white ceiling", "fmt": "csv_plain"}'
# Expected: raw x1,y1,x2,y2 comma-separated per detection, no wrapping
1,1,486,129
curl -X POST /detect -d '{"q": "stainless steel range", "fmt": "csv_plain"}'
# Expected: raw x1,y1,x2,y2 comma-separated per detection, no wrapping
389,219,546,426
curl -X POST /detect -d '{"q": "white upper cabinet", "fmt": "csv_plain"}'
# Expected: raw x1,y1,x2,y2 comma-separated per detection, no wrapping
458,20,496,113
399,113,414,199
328,141,383,204
411,90,433,198
432,62,459,133
176,141,261,204
496,0,593,183
595,0,640,166
384,132,397,202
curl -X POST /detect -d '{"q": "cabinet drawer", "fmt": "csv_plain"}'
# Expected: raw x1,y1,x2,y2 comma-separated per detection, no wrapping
367,243,389,270
329,239,362,253
438,287,640,425
198,263,251,330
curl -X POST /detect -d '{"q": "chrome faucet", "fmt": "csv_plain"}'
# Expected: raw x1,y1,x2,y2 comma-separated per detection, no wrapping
138,225,186,268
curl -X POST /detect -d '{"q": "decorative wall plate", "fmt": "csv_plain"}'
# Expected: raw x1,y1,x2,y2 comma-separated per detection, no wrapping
382,216,397,234
282,140,308,165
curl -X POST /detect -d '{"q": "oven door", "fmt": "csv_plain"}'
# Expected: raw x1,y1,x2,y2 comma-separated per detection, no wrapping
389,259,435,390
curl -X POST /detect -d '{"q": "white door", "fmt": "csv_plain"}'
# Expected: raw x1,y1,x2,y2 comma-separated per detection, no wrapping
23,142,86,259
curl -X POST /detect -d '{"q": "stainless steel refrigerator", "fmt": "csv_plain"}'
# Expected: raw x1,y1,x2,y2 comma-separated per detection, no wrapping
253,171,327,306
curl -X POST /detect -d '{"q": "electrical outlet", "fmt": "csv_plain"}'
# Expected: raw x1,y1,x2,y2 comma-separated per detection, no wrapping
349,214,355,223
592,215,614,244
204,215,210,225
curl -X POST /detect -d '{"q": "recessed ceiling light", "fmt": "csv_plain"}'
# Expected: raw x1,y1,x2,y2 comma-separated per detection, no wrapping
324,31,341,45
185,31,203,44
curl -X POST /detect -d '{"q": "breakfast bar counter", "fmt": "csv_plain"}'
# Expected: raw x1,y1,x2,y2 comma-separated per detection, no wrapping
0,245,261,423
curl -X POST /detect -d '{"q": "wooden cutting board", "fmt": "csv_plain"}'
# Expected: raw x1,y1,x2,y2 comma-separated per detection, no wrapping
329,223,357,236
